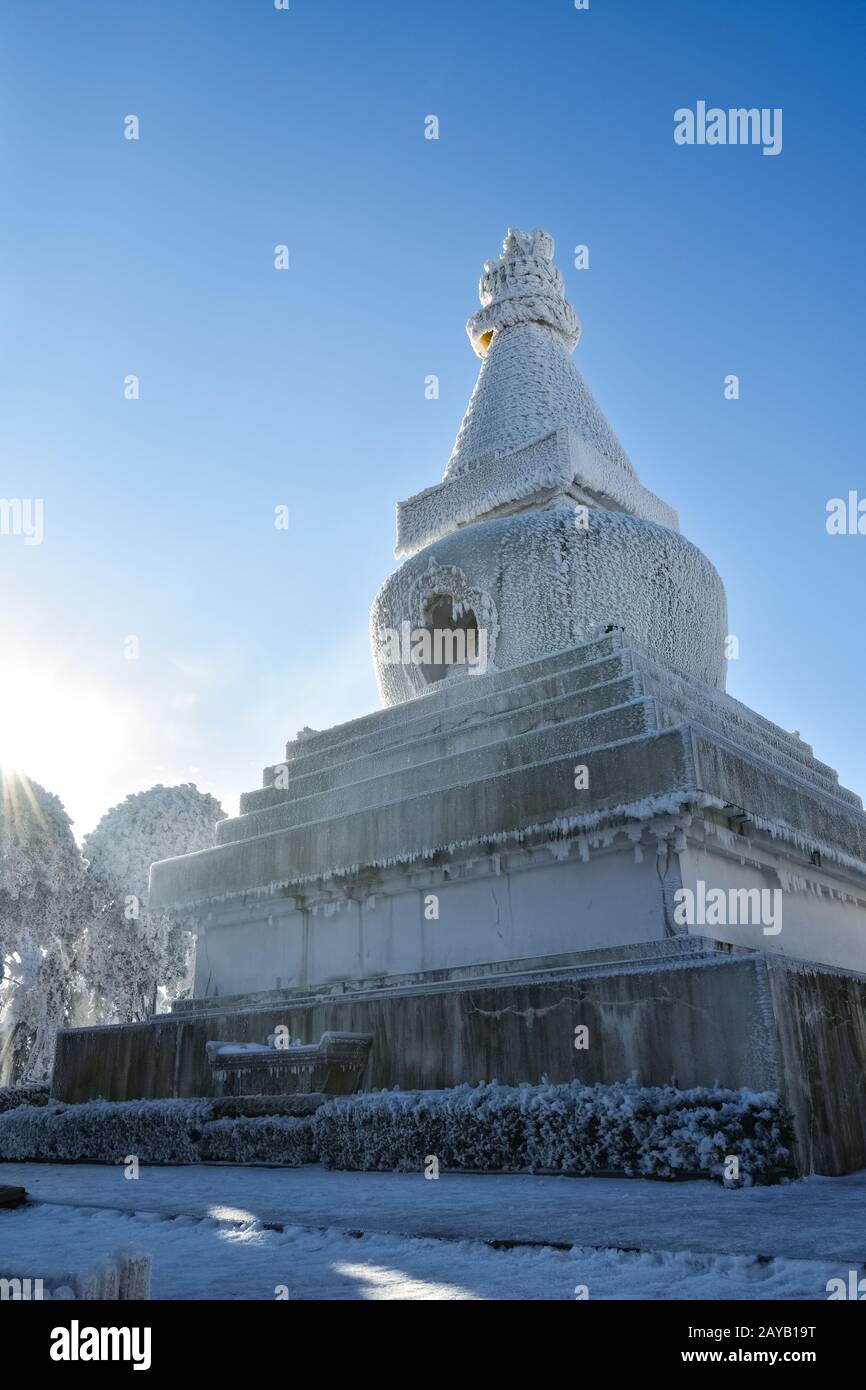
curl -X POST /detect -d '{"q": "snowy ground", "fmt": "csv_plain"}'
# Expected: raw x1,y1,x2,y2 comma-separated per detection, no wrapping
1,1162,864,1300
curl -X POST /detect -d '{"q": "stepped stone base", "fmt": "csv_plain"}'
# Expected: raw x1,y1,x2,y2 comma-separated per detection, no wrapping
147,634,866,991
48,228,866,1183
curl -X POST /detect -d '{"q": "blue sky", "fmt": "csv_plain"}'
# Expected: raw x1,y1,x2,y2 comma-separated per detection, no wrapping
1,0,864,836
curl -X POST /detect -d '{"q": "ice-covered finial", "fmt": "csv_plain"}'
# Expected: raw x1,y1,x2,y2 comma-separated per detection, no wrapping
467,226,581,357
501,227,554,261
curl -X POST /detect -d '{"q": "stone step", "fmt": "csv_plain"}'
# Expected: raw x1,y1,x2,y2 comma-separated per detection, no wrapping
637,671,860,808
248,650,853,817
632,657,861,810
150,715,866,911
242,670,644,814
690,727,866,865
262,636,845,812
634,655,836,781
222,696,659,845
150,725,694,908
660,704,860,809
266,648,637,787
280,632,627,766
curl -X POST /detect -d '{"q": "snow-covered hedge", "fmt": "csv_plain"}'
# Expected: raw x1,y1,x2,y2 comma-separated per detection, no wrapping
312,1081,793,1180
0,1100,211,1164
0,1082,50,1113
0,1081,793,1179
0,1098,314,1167
197,1116,316,1166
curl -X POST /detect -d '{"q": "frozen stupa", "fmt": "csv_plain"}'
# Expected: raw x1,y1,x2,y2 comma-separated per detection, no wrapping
55,229,866,1174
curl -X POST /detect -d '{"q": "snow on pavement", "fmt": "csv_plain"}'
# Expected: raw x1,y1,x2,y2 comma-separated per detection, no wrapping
2,1162,865,1263
0,1200,855,1301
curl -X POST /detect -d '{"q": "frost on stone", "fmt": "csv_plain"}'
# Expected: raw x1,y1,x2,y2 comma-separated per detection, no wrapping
396,428,678,559
447,227,636,483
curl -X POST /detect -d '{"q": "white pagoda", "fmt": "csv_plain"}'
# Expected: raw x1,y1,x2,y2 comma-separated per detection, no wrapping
55,229,866,1174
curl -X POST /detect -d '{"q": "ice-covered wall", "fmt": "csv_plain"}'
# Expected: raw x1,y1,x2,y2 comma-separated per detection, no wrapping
679,843,866,973
192,845,668,998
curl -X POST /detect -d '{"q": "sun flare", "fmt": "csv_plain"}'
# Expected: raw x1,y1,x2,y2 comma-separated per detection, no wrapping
0,646,137,829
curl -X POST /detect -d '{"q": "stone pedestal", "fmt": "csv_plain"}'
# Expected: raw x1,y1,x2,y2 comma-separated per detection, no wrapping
146,631,866,991
52,937,866,1175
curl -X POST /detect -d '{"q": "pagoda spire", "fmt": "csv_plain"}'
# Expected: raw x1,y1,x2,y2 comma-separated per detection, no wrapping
466,227,581,357
445,227,637,483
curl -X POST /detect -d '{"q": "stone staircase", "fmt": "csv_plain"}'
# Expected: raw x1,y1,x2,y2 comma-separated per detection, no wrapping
240,632,857,820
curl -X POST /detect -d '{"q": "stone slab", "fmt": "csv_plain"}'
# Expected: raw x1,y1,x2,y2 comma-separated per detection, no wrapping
395,426,678,556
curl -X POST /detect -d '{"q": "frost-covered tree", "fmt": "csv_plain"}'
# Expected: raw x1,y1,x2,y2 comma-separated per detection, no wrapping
82,784,224,1024
0,771,88,1084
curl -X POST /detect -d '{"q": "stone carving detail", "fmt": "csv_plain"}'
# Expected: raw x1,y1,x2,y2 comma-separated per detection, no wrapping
205,1030,373,1098
411,558,499,654
468,225,581,357
372,558,499,702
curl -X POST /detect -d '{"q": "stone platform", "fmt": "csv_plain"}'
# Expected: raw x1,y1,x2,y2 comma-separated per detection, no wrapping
51,936,866,1175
